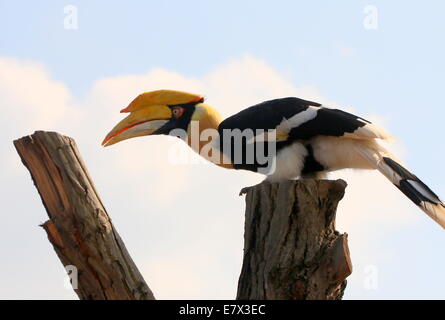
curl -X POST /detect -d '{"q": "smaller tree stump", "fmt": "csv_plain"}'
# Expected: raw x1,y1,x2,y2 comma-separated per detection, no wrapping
14,131,154,300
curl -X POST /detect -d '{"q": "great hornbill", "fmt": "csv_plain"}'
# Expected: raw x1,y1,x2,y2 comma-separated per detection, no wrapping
102,89,445,229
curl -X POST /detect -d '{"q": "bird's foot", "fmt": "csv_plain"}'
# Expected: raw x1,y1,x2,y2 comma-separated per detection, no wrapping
239,186,251,196
239,181,271,196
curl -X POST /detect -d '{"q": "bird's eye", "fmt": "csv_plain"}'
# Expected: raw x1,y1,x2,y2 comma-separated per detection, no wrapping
172,106,184,118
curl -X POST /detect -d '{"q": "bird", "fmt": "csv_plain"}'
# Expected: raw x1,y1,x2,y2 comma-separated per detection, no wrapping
102,89,445,229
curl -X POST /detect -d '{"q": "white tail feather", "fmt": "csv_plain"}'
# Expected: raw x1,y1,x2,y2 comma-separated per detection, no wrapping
354,143,445,229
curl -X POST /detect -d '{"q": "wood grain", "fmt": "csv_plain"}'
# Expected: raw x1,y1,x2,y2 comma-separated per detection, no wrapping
237,179,352,300
14,131,154,300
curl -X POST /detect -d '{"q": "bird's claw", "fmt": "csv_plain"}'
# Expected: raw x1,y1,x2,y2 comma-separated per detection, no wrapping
239,181,271,196
239,186,252,196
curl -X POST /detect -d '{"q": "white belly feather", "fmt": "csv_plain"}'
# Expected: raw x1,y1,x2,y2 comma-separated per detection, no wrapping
310,136,377,171
265,137,385,181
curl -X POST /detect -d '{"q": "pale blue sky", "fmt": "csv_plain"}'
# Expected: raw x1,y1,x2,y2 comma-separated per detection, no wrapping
1,1,445,299
3,0,445,175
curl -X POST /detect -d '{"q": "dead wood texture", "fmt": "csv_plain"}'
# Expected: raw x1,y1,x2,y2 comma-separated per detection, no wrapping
237,180,352,300
14,131,154,300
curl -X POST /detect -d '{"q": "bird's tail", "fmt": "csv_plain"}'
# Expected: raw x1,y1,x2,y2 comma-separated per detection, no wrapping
355,143,445,229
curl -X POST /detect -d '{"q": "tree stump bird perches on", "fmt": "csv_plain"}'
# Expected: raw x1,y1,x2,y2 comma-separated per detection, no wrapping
14,131,352,300
238,180,352,300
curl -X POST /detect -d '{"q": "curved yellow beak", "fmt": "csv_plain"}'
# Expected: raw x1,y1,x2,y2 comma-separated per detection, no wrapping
102,105,172,147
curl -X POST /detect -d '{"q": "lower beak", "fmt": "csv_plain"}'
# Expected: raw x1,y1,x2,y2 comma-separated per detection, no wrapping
102,105,172,147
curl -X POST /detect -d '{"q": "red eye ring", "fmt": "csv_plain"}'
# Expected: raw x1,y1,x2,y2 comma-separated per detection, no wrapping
172,106,184,118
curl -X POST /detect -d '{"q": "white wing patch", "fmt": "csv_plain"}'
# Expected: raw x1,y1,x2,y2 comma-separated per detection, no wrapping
248,106,319,143
284,106,319,128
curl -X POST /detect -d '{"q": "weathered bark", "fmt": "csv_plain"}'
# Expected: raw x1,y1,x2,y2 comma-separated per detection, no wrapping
237,179,352,300
14,131,154,300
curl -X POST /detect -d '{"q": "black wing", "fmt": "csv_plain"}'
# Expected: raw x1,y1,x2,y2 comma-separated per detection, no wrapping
219,97,320,133
219,97,388,142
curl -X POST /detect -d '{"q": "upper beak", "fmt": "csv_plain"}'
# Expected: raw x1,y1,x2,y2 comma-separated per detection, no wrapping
102,105,172,147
